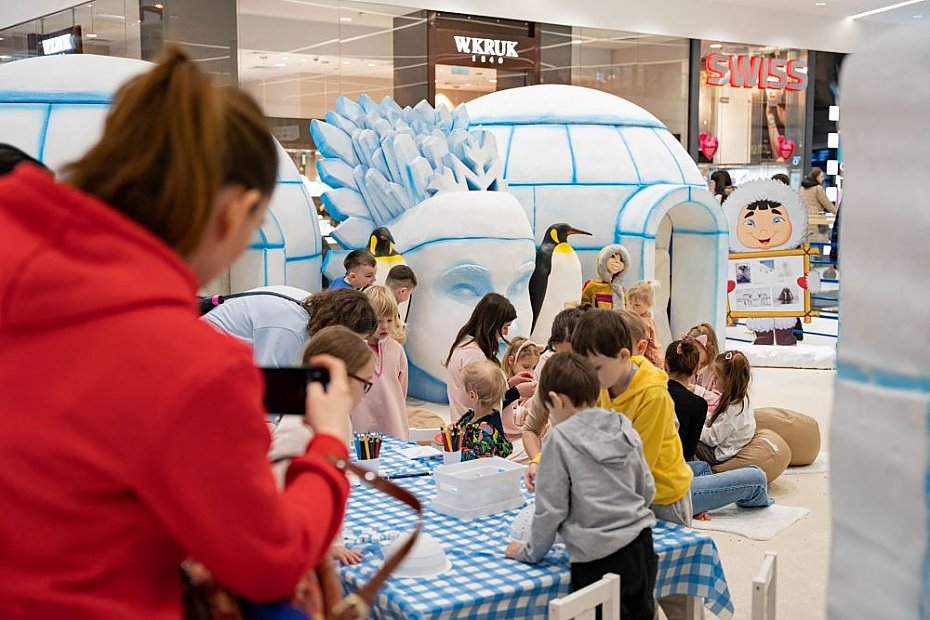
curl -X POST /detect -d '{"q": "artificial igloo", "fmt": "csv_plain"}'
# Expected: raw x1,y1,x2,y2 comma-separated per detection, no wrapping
466,85,728,346
0,54,322,293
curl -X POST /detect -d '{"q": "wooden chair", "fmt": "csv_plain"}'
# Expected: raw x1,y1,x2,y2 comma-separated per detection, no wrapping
549,573,620,620
752,551,778,620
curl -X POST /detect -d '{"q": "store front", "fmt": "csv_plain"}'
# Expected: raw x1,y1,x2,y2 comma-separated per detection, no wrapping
696,41,810,186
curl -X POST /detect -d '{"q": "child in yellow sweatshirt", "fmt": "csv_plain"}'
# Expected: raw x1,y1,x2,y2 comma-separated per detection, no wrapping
572,309,694,526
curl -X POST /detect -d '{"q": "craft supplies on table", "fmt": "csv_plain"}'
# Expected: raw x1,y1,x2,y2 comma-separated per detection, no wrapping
430,457,525,520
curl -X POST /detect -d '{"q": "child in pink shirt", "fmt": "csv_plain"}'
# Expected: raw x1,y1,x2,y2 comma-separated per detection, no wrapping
350,286,409,439
686,323,722,412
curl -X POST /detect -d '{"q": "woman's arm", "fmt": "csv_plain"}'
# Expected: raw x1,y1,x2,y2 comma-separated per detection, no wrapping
817,185,838,214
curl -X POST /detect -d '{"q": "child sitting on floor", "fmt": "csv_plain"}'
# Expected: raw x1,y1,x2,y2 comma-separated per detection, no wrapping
505,352,657,620
349,286,409,440
695,351,755,465
685,323,721,411
664,339,708,461
626,281,663,367
455,360,513,460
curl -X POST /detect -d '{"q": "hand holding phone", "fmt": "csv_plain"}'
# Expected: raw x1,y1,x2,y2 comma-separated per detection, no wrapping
303,355,353,441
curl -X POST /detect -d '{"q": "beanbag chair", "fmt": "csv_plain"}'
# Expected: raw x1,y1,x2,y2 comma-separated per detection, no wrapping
711,429,792,483
755,407,821,466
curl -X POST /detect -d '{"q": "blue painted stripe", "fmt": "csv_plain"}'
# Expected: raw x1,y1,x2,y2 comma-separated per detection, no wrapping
673,228,728,236
0,91,112,104
402,235,534,255
564,126,577,184
651,127,686,184
277,180,304,185
838,362,930,394
502,126,515,179
470,118,665,129
249,242,285,250
508,181,645,187
36,103,53,162
614,126,642,184
263,248,269,286
285,254,323,262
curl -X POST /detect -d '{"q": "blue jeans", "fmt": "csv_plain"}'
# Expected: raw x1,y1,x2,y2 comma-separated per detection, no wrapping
689,461,774,515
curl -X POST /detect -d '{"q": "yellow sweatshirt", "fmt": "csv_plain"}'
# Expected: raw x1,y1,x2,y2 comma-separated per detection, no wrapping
598,356,693,505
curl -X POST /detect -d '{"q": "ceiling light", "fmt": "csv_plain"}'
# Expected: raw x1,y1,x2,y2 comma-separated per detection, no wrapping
489,79,497,83
464,83,472,87
274,62,287,67
709,43,723,49
913,13,924,16
342,60,351,64
850,0,926,19
86,33,98,38
0,37,5,41
815,2,827,5
154,2,164,8
367,62,376,67
340,16,352,22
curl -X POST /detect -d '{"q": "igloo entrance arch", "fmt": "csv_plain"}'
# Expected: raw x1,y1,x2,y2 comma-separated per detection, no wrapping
617,186,728,346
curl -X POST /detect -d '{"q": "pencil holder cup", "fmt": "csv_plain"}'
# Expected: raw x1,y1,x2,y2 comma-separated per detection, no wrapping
442,451,462,465
356,458,380,474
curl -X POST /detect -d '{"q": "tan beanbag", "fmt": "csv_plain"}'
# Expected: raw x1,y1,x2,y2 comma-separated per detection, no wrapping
711,429,792,483
755,407,821,466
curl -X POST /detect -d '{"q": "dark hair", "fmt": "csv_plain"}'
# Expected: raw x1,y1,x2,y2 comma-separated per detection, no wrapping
710,351,752,424
65,46,277,257
771,173,790,186
537,352,600,410
809,167,824,181
344,250,376,272
571,309,633,358
665,339,701,376
710,170,732,199
444,293,517,365
547,304,591,350
0,143,48,176
304,288,377,337
386,264,417,288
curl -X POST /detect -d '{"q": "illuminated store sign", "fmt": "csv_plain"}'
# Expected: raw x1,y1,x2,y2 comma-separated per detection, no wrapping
705,53,808,91
37,26,83,56
453,35,520,64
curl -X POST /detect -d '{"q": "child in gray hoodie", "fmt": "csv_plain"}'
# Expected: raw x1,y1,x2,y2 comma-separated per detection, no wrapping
505,352,658,620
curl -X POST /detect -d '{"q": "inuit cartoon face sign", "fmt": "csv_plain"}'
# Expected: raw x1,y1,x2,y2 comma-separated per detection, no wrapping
725,179,807,252
737,200,794,250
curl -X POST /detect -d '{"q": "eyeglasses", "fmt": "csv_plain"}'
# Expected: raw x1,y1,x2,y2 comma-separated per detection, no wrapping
349,373,373,394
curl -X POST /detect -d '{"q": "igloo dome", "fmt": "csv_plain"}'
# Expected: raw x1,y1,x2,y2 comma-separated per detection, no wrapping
466,84,728,345
0,54,322,293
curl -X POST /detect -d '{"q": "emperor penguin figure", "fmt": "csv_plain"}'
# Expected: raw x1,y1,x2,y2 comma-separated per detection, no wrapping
369,226,405,285
529,223,591,343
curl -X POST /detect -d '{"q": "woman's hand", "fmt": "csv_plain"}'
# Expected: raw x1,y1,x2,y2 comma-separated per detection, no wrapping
525,462,539,492
330,544,363,565
303,355,353,441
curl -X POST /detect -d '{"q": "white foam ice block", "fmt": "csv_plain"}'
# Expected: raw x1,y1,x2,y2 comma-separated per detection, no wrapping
692,504,810,541
727,342,837,370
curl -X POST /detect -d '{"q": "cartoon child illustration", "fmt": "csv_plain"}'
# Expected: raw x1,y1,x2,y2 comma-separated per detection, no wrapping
736,200,794,250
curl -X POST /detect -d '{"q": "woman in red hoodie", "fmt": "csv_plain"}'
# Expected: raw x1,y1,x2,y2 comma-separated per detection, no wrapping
0,49,353,619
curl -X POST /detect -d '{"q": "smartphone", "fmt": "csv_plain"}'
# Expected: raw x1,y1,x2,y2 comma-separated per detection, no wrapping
261,366,330,415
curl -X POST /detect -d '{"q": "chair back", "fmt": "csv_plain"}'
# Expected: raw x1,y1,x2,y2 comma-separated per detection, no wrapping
548,573,620,620
752,551,778,620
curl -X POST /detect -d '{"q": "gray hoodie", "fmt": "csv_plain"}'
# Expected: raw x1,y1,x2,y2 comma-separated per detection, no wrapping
516,407,656,564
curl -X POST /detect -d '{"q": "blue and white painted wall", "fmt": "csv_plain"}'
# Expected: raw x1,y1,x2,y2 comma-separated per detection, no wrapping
0,54,322,293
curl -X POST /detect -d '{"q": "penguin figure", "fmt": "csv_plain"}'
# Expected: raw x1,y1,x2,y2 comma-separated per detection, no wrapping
529,223,591,343
368,226,405,285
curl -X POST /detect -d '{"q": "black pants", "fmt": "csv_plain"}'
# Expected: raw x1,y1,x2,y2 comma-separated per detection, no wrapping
570,528,658,620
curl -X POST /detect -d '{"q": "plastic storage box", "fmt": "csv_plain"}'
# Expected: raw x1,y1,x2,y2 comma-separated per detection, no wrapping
430,457,525,520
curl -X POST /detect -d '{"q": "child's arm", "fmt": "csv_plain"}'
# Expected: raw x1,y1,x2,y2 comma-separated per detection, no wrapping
398,346,409,398
512,439,569,564
700,405,742,448
629,389,676,471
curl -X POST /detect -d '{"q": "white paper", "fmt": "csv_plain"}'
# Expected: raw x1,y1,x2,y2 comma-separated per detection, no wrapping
398,446,441,459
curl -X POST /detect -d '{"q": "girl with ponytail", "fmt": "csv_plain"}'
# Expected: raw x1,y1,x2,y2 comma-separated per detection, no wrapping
0,48,353,618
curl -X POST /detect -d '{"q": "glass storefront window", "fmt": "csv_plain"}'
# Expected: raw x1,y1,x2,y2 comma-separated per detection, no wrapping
698,41,808,184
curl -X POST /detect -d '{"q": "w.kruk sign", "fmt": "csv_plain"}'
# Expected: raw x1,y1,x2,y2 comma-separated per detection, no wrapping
705,53,808,91
453,35,519,65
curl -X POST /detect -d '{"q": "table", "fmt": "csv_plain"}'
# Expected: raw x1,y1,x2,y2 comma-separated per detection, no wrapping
339,475,734,619
350,435,442,479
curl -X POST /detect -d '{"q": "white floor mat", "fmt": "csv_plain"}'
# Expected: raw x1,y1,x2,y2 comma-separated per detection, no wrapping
785,451,829,475
692,504,810,541
726,342,837,369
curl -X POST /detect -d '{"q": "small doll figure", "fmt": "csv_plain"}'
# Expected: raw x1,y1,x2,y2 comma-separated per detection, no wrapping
581,244,630,310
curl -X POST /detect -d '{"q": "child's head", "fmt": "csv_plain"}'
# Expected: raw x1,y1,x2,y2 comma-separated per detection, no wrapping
664,339,701,378
445,293,517,366
304,288,378,338
302,325,376,408
712,350,752,418
547,305,590,353
364,285,399,343
537,352,601,425
502,337,541,377
626,281,655,318
571,309,633,391
343,250,377,288
460,360,508,411
613,309,648,357
686,322,719,370
385,265,417,304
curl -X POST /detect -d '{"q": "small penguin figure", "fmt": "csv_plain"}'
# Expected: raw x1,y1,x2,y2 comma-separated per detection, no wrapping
368,226,405,285
529,223,591,343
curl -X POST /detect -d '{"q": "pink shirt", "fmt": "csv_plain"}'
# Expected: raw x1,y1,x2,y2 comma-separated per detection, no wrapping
351,338,409,440
446,340,488,422
694,366,721,413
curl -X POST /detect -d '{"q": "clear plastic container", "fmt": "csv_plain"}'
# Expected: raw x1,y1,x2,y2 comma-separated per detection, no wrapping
430,457,525,520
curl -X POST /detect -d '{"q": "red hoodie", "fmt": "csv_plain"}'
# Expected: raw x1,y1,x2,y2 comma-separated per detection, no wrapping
0,166,350,619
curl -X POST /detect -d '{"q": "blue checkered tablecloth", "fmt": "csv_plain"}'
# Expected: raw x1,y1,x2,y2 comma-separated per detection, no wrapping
350,435,442,478
340,475,734,619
